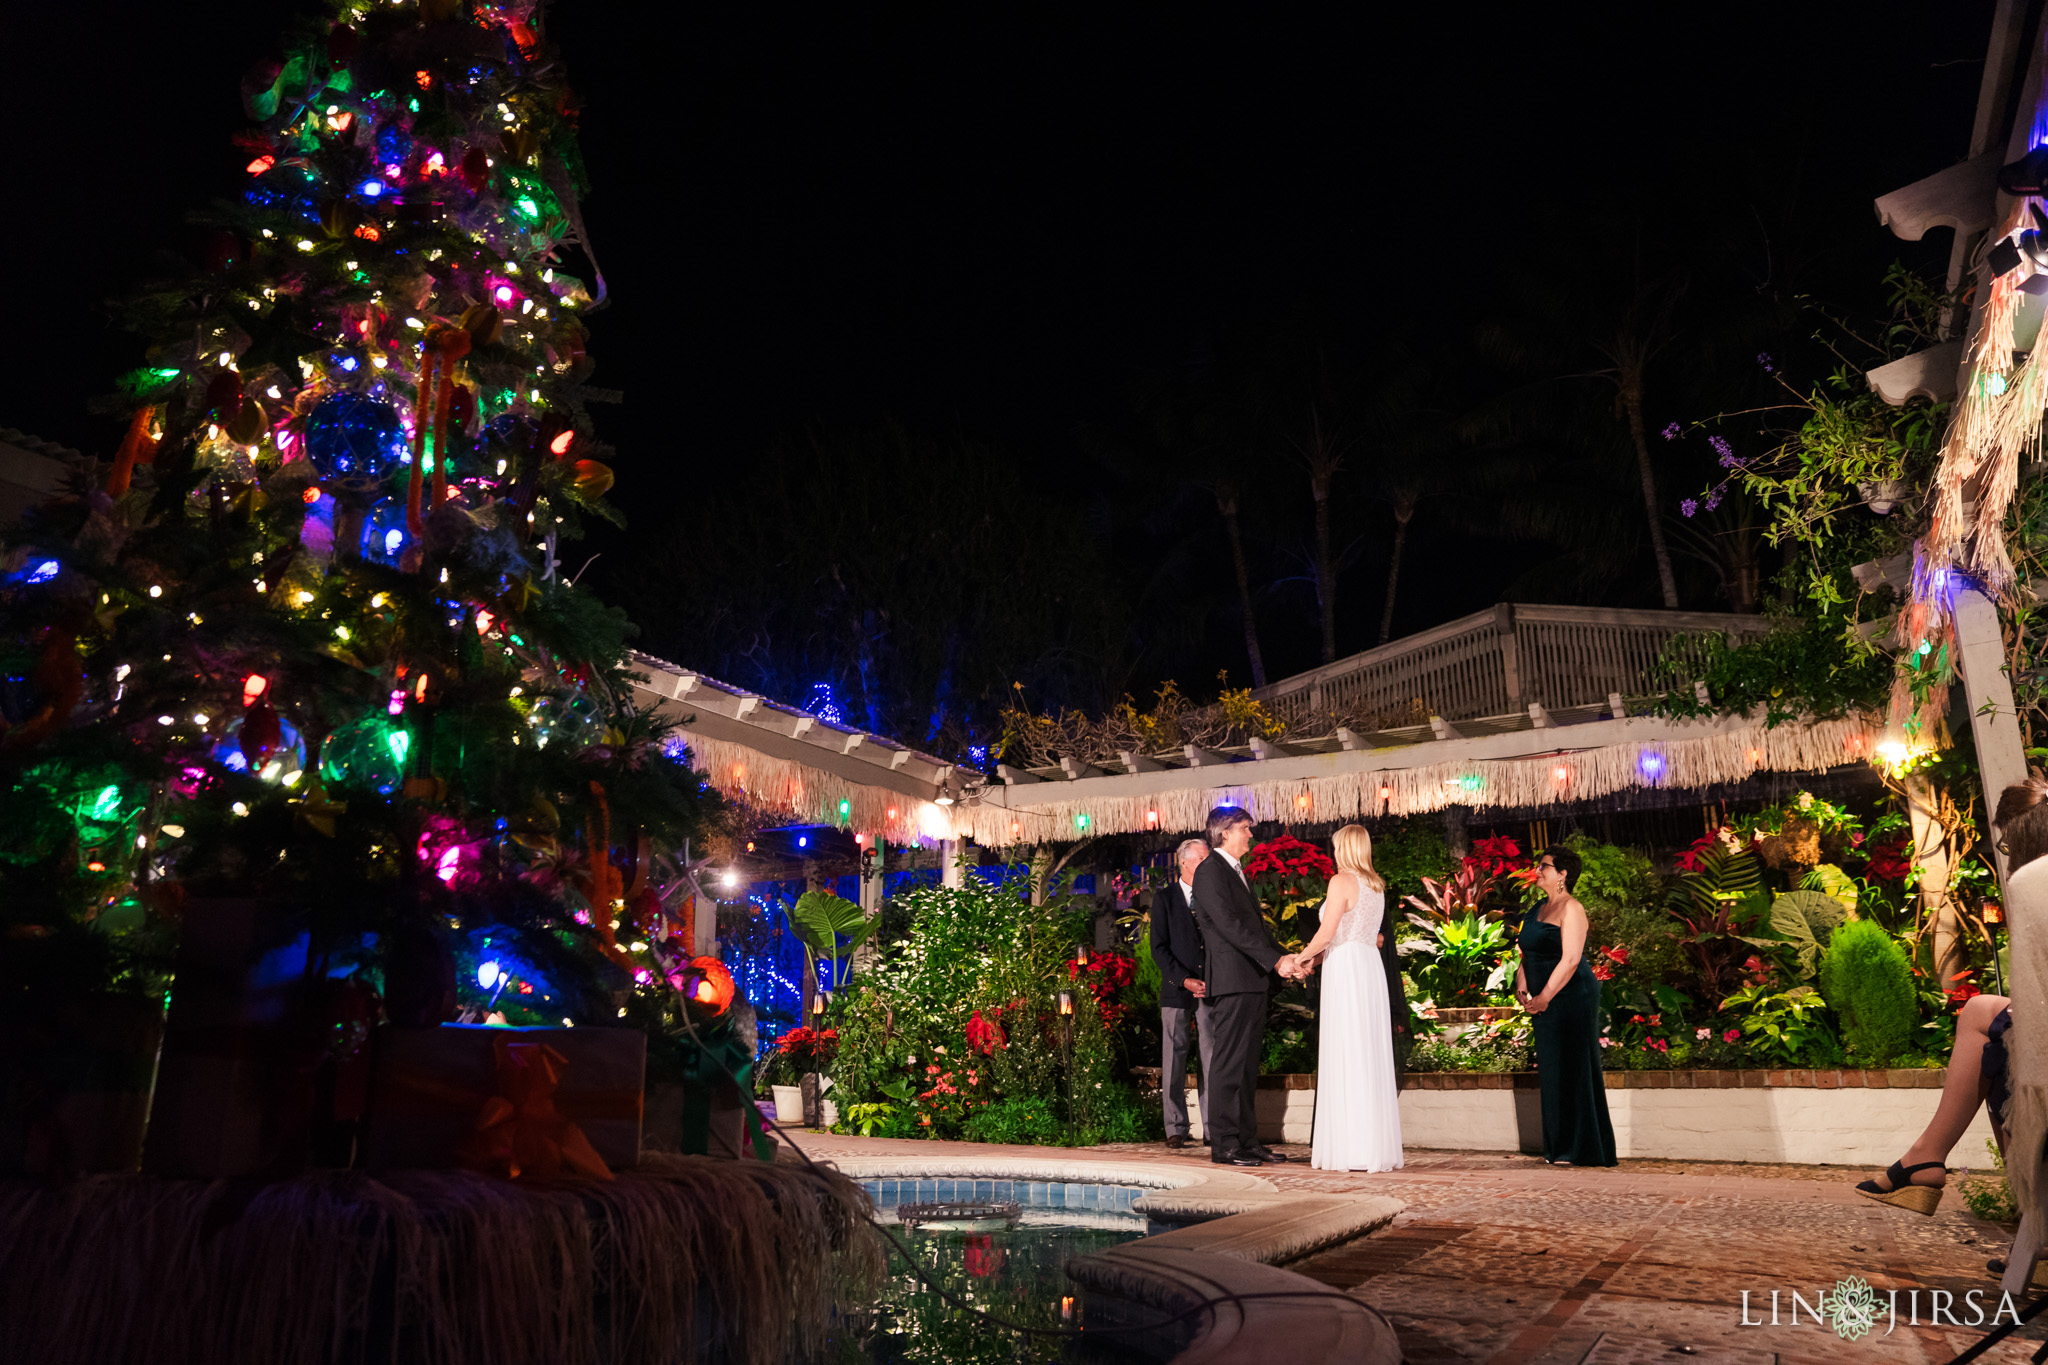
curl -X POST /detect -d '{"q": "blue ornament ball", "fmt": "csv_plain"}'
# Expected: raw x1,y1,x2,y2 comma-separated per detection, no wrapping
474,413,537,482
305,392,408,483
360,498,411,566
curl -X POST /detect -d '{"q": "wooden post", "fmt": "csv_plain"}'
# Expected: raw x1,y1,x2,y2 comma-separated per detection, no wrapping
940,838,965,889
1953,585,2028,886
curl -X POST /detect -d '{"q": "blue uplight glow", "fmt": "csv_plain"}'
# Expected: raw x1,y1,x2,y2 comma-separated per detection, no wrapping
26,560,59,583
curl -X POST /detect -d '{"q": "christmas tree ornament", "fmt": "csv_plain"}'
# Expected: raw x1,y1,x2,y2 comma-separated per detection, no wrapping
460,303,501,348
105,407,160,498
305,392,407,483
525,692,603,751
206,371,245,421
213,713,305,777
318,713,411,795
318,716,408,794
239,702,283,764
360,497,410,564
223,396,268,447
461,146,490,193
571,459,613,499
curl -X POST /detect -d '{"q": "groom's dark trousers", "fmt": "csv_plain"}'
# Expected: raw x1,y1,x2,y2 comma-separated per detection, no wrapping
1190,850,1285,1157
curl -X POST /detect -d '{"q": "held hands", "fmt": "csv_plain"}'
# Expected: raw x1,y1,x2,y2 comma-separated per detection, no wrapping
1276,953,1317,982
1184,977,1208,999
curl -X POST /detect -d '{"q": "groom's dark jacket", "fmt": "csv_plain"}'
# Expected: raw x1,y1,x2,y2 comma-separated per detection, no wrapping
1190,851,1285,995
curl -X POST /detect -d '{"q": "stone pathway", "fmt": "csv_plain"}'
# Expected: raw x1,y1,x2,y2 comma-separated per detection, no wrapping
799,1133,2045,1365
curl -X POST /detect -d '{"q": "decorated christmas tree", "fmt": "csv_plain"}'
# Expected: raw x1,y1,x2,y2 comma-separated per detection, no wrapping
1,0,723,1165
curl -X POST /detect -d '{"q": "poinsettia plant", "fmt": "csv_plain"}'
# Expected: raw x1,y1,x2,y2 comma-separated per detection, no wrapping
776,1025,840,1073
1068,951,1137,1029
1244,835,1337,949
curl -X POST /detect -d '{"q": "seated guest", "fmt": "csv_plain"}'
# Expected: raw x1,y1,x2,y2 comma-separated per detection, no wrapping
1856,773,2048,1213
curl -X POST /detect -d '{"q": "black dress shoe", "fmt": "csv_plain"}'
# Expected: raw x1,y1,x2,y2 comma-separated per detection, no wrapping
1249,1146,1294,1163
1213,1149,1265,1166
1165,1135,1189,1150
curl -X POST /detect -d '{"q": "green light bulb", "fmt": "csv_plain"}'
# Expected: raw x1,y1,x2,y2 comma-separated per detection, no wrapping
88,785,124,821
387,730,411,765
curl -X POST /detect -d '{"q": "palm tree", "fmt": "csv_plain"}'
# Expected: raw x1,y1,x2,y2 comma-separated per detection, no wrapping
1298,406,1346,663
1589,285,1684,608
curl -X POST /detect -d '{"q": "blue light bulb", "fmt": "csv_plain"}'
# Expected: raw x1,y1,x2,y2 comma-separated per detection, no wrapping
359,180,384,198
26,560,58,583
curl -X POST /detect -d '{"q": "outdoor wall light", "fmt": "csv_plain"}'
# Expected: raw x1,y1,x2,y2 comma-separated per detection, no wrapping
720,869,739,890
1989,203,2048,281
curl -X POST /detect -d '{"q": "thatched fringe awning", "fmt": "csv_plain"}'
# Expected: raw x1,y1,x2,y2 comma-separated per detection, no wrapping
679,710,1878,846
956,712,1879,845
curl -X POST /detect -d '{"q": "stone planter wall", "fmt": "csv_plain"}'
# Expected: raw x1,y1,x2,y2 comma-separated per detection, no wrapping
1397,1068,1997,1165
1185,1074,1314,1146
1179,1068,1995,1163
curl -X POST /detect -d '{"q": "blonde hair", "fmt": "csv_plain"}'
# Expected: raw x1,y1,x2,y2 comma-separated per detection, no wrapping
1330,824,1385,891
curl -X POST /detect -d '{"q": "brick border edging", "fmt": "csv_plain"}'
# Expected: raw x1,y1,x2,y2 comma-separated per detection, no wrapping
1398,1067,1947,1091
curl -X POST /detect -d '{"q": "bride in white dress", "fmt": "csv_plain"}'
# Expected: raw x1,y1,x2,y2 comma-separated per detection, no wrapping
1293,824,1404,1172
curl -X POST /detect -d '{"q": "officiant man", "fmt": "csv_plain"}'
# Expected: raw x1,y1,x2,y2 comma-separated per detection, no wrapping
1190,805,1304,1166
1151,838,1215,1150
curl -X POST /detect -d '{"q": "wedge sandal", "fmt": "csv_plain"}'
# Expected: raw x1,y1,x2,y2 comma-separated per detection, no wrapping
1855,1160,1945,1215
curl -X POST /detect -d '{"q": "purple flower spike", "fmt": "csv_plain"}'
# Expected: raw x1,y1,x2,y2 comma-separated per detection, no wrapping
1661,422,1681,441
1757,352,1776,373
1680,498,1699,518
1704,489,1723,511
1710,435,1733,461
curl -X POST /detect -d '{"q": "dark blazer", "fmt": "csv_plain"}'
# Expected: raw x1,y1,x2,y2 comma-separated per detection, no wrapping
1149,882,1205,1010
1190,853,1285,995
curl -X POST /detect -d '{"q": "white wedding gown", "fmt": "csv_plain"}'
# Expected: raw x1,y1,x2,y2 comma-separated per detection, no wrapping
1311,872,1404,1172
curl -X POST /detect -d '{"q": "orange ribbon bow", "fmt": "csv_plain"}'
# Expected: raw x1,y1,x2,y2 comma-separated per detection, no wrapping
454,1037,614,1182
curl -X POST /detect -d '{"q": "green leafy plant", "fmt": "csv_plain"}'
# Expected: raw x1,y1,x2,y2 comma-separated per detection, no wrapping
1769,889,1848,979
1819,918,1918,1065
840,1101,901,1137
789,889,880,989
1668,847,1776,1002
1401,911,1513,1006
1719,982,1833,1064
1960,1138,2019,1223
961,1094,1065,1146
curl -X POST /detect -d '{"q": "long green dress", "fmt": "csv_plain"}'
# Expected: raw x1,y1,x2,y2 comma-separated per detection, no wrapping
1518,915,1617,1166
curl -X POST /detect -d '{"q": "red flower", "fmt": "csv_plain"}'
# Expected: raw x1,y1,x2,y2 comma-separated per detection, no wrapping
1673,830,1725,874
1947,971,1982,1008
1723,1028,1741,1043
1592,961,1615,981
1864,837,1912,884
1600,945,1630,965
965,1009,1008,1055
963,1234,1006,1278
1646,1037,1669,1053
1630,1014,1645,1024
1244,835,1338,880
1647,1015,1660,1026
1468,835,1528,877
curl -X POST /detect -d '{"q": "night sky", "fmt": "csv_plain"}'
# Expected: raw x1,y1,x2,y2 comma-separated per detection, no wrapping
0,0,2002,711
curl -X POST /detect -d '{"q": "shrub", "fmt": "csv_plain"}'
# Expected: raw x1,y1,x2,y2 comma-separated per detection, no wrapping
963,1094,1067,1146
1819,919,1917,1065
1082,1083,1164,1145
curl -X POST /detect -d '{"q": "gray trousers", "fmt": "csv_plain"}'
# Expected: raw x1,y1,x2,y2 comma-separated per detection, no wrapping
1160,1002,1214,1138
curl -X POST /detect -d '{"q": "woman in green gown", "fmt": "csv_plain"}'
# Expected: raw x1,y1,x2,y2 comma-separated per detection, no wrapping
1515,848,1616,1166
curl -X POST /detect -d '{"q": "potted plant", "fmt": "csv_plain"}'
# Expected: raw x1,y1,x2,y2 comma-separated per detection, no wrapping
773,1025,840,1127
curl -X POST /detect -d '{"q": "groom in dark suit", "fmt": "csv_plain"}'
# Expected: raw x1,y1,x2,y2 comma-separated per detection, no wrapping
1189,805,1304,1166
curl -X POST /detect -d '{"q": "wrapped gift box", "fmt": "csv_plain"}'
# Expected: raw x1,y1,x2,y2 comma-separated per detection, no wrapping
361,1024,645,1173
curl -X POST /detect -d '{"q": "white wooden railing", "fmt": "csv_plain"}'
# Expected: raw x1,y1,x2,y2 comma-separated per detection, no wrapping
1253,604,1778,726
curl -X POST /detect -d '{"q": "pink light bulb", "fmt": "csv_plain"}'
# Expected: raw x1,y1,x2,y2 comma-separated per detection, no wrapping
494,285,515,304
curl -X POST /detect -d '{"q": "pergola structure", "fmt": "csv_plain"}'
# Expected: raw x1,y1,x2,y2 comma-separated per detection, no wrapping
964,604,1876,845
631,605,1883,872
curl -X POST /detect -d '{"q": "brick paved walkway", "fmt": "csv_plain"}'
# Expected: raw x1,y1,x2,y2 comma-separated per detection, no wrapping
799,1133,2045,1365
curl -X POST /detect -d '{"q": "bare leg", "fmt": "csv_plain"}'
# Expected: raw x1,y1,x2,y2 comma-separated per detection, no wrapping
1871,993,2009,1189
